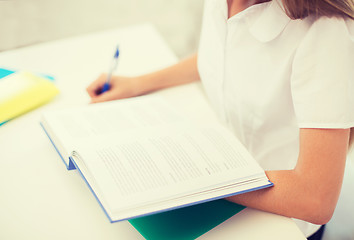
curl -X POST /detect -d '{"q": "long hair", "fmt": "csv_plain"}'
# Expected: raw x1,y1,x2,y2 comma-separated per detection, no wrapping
280,0,354,19
350,130,354,150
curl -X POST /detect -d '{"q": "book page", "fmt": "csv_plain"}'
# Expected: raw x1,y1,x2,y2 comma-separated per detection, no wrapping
42,94,270,219
43,96,184,139
75,124,265,212
41,96,186,161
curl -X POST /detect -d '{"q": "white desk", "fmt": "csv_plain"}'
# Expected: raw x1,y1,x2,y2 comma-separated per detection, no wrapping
0,24,306,240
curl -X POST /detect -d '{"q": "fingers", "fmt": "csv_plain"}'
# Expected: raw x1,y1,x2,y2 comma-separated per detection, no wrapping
90,90,117,103
87,74,136,103
86,73,107,98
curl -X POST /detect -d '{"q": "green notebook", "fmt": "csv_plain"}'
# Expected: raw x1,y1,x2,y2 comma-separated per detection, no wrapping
129,199,245,240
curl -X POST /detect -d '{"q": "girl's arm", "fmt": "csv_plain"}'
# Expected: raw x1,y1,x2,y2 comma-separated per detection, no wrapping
227,128,349,225
87,54,199,103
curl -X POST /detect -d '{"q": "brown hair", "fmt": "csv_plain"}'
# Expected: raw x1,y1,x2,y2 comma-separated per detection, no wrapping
280,0,354,19
350,130,354,150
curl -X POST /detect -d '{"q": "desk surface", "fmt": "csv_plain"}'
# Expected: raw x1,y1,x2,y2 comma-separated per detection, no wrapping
0,24,305,240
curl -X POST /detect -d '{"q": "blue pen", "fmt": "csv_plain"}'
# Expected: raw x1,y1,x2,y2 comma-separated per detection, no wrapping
101,46,120,93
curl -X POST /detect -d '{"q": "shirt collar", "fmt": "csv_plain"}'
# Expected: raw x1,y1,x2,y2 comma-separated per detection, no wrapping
249,0,291,42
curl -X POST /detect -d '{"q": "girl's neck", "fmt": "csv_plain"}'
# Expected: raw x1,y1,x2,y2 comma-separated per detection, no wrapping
227,0,270,19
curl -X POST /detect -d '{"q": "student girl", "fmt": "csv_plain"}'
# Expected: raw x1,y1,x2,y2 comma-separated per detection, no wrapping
87,0,354,239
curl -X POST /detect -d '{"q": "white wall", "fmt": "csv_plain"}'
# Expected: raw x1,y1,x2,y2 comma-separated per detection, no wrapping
0,0,204,58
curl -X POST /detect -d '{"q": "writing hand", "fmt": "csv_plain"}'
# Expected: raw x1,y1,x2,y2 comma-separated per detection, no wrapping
86,73,142,103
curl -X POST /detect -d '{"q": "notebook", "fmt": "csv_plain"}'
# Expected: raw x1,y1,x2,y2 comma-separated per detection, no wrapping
129,199,245,240
0,68,59,125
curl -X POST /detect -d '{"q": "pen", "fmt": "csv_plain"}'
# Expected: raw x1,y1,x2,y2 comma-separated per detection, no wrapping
101,46,120,94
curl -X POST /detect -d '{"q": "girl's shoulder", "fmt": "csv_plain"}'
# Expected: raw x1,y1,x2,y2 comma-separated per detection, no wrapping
290,16,354,130
304,16,354,42
248,0,354,43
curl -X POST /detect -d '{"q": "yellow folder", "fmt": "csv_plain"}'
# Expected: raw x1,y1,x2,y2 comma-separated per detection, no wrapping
0,71,59,123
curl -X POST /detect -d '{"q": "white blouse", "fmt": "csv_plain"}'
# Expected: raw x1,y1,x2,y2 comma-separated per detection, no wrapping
197,0,354,237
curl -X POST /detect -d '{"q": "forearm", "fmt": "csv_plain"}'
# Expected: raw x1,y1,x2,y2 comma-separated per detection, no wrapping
227,170,321,223
227,168,342,225
135,54,200,94
227,129,348,225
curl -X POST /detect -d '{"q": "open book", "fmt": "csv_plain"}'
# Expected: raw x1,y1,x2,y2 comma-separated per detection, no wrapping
41,95,272,222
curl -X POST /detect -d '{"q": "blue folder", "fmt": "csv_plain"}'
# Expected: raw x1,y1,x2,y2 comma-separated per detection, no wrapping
0,68,15,126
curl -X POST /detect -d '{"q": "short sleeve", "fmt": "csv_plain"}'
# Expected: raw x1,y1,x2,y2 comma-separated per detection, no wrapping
291,17,354,129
